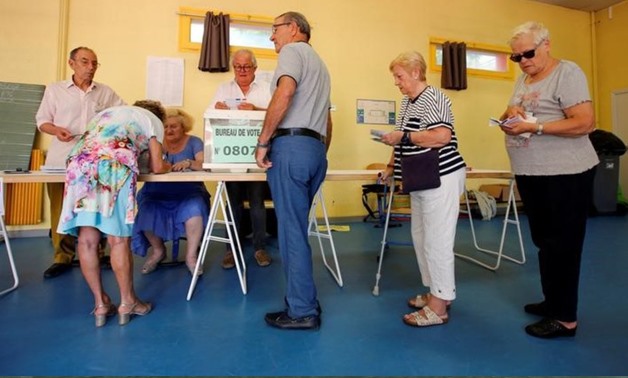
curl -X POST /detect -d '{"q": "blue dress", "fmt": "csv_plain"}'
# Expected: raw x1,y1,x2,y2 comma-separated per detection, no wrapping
131,136,210,256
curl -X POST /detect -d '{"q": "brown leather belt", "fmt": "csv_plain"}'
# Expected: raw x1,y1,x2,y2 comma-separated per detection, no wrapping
273,128,325,143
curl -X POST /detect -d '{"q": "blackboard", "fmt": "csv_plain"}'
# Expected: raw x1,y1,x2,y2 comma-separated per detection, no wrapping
0,81,45,171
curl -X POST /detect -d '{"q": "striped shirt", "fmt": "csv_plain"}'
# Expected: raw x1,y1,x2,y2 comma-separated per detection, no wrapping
393,86,465,180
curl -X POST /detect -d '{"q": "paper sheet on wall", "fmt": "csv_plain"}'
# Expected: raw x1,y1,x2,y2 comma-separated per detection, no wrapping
146,56,184,106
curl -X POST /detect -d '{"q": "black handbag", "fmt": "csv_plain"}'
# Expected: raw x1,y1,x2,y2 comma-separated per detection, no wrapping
400,149,441,193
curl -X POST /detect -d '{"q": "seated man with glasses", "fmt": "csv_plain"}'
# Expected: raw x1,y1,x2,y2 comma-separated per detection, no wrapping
208,48,274,270
210,49,271,111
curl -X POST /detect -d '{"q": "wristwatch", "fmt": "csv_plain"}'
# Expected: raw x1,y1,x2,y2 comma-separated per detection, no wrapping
536,122,544,135
401,131,411,145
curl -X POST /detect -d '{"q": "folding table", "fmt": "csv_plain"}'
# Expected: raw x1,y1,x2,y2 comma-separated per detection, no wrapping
372,169,526,295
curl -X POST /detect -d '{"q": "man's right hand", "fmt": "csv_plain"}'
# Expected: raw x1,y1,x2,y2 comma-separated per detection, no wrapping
55,127,75,142
215,102,229,110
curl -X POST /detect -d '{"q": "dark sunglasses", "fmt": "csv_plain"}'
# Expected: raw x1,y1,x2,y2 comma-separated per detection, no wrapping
509,40,545,63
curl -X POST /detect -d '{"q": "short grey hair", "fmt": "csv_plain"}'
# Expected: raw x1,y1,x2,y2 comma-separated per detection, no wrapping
510,21,550,46
231,49,257,67
278,11,311,41
69,46,95,60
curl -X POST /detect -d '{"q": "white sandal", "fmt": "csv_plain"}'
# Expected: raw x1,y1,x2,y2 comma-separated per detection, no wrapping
403,305,449,327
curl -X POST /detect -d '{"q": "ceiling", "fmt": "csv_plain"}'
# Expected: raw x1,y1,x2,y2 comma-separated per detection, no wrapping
531,0,624,12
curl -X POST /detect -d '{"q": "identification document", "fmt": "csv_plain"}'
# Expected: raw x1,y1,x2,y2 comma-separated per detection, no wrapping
370,129,386,143
489,117,518,128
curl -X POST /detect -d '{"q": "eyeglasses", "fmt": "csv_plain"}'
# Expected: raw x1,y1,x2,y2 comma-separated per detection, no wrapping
271,22,291,34
509,40,545,63
72,58,101,68
233,65,254,72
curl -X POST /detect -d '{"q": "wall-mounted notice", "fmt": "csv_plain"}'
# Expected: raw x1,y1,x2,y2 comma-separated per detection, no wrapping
356,99,396,125
146,57,184,106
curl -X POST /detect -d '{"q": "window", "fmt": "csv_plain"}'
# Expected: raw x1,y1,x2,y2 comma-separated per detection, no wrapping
429,38,515,80
179,7,276,59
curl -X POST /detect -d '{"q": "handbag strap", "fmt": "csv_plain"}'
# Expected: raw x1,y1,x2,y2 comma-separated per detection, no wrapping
399,101,410,158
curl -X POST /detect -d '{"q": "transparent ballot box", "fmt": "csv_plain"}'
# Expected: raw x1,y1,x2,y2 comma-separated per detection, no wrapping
203,109,266,172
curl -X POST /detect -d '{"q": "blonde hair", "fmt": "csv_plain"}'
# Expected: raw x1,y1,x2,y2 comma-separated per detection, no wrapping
165,108,194,133
389,51,426,81
510,21,550,46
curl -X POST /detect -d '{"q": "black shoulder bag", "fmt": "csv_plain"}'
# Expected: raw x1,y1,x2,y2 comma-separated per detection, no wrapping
398,101,441,193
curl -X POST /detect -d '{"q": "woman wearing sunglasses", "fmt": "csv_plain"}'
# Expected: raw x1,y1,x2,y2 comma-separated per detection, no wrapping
499,21,597,339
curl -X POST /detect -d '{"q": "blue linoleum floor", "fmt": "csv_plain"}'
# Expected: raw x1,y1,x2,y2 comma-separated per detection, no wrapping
1,213,627,376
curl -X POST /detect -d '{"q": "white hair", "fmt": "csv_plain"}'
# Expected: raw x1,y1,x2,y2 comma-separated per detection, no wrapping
231,49,257,67
509,21,550,46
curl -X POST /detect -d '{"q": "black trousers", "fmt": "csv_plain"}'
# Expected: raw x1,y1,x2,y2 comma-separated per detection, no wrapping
226,181,269,250
515,167,595,322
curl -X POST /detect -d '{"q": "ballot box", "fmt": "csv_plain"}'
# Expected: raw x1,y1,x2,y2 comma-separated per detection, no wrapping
203,109,265,172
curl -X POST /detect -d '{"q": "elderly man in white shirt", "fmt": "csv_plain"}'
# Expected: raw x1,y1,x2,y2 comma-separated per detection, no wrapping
36,46,125,279
209,49,274,269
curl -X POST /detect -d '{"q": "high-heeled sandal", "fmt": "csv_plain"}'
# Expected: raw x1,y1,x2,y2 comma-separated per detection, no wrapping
141,251,166,275
118,301,152,326
91,303,117,328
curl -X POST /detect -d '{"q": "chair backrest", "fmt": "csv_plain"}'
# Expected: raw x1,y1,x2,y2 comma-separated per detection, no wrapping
366,163,386,170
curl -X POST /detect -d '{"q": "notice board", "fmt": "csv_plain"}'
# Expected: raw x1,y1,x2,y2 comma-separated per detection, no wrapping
0,82,45,171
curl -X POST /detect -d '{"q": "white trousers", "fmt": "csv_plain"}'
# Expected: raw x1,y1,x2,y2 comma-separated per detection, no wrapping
409,168,466,301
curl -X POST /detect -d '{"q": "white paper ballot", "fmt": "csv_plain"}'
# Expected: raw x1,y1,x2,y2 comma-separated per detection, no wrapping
224,98,245,109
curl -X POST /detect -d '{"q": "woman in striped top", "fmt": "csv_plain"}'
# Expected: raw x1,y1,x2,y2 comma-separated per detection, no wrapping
380,51,466,327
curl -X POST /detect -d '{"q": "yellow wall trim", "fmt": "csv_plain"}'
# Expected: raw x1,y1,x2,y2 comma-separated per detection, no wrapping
177,6,277,59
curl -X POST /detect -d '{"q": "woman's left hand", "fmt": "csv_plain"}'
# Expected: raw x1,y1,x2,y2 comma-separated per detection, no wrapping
380,131,403,146
172,159,193,172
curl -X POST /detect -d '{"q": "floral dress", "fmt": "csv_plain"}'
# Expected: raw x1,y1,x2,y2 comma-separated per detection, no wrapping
58,106,163,237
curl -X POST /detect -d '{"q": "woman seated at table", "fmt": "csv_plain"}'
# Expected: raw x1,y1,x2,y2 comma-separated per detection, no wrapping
132,108,210,276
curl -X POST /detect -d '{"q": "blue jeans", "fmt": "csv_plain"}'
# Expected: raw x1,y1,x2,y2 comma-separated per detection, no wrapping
267,135,327,318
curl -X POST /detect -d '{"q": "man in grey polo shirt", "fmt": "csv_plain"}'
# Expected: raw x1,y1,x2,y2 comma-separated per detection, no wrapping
255,11,332,330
